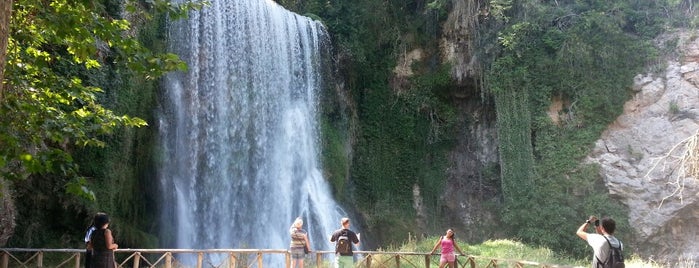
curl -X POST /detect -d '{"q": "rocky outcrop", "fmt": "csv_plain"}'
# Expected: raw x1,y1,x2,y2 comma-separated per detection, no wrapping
587,32,699,263
438,0,501,241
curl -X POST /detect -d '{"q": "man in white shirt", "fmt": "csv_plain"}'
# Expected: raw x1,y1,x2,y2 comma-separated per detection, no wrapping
576,216,624,267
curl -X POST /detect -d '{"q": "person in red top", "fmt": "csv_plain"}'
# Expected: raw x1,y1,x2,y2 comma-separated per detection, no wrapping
429,229,465,268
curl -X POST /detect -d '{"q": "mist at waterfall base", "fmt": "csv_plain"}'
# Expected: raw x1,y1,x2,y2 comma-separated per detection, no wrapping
157,0,347,264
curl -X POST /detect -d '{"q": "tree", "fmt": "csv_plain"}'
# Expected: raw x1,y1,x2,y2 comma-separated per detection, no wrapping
0,0,203,246
0,0,11,97
0,0,13,247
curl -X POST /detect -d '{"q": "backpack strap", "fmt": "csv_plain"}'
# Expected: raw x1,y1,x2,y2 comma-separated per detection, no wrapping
603,235,622,250
600,235,623,266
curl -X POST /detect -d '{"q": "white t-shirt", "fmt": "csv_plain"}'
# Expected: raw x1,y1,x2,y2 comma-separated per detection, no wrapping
587,233,623,267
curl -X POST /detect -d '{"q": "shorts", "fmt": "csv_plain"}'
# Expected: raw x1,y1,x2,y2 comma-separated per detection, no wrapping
440,253,456,263
334,255,353,268
290,247,305,259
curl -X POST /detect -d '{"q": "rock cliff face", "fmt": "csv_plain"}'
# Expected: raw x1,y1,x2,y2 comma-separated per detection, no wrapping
438,0,502,241
587,32,699,263
439,0,698,262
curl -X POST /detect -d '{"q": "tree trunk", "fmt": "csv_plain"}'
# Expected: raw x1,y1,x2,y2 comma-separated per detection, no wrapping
0,179,15,246
0,0,13,100
0,0,14,247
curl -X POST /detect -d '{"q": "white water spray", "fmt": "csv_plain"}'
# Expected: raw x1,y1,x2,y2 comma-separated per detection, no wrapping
158,0,345,259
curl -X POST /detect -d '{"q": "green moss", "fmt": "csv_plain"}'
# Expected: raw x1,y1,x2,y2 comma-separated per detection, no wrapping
321,117,351,201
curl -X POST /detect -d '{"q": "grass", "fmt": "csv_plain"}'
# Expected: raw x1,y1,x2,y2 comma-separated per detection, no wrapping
372,236,696,268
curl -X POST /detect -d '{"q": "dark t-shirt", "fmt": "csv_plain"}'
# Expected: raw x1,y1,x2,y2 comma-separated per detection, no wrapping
89,229,115,268
330,228,359,256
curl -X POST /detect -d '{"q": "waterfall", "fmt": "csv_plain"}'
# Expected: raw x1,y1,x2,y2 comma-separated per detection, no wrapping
157,0,345,259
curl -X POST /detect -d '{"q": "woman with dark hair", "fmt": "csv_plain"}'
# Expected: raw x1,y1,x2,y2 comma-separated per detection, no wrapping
429,229,465,268
88,212,118,268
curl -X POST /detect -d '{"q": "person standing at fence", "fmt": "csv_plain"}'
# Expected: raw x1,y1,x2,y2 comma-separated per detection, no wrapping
83,218,97,268
289,217,311,268
329,217,360,268
429,229,465,268
88,212,118,268
576,216,625,268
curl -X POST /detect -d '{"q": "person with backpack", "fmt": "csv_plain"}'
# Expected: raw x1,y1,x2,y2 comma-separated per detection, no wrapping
576,216,625,268
429,229,465,268
329,217,360,268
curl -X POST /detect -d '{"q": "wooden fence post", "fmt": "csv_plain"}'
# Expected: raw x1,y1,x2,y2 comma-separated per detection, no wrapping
467,256,476,268
285,251,290,268
425,255,430,268
257,252,263,268
197,252,204,268
132,252,140,268
229,252,236,268
165,252,172,268
2,252,8,268
38,251,43,267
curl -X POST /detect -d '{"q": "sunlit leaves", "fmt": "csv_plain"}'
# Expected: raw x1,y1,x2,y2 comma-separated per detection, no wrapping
489,0,513,23
125,0,209,20
0,0,198,189
497,22,535,52
66,177,96,201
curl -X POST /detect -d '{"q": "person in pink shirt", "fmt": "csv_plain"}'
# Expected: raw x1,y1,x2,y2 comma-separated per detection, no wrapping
429,229,465,268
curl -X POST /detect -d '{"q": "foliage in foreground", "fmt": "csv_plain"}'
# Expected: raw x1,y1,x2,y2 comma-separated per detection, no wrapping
1,0,203,248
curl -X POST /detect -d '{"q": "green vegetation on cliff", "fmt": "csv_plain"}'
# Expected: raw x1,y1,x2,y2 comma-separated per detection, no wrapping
483,0,692,257
281,0,460,245
282,0,697,259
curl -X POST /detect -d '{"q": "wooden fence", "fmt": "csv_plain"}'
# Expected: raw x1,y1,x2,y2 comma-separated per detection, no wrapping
0,248,583,268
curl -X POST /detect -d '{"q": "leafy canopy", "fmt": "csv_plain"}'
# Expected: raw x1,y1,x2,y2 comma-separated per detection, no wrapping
0,0,203,199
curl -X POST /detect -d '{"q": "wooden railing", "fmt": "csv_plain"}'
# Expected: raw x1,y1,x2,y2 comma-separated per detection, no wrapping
0,248,583,268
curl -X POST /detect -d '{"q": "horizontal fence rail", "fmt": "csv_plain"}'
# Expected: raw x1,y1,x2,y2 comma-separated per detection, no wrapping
0,248,583,268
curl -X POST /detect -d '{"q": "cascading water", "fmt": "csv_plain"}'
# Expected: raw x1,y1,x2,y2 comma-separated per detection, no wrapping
157,0,346,262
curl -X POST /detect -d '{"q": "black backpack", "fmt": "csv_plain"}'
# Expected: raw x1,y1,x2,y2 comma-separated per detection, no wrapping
336,229,351,254
596,236,625,268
